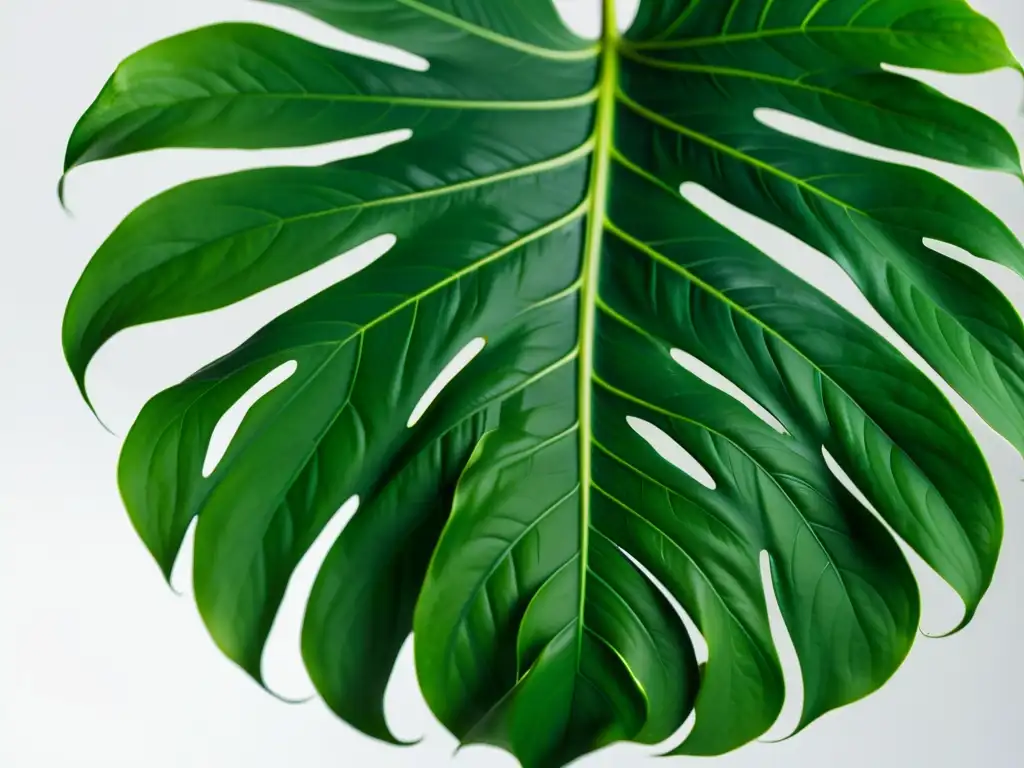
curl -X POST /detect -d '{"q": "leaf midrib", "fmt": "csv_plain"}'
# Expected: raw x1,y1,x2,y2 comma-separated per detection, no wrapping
575,0,619,673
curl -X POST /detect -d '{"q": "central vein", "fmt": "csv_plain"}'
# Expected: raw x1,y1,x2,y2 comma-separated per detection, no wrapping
576,0,618,660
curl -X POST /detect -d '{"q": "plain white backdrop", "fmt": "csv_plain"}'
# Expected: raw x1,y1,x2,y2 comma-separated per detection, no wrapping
1,1,1022,766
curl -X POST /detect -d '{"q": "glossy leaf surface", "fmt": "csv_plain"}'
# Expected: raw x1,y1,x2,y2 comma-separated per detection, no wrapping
63,1,1023,766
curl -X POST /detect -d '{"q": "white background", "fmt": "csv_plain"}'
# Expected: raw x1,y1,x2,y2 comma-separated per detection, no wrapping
1,1,1022,766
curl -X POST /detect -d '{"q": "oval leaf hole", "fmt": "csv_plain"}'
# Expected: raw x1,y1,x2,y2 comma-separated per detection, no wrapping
626,416,716,490
821,447,966,636
670,349,788,434
202,360,298,478
262,495,361,700
406,337,487,428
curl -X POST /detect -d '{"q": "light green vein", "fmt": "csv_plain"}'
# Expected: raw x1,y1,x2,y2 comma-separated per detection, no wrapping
649,0,703,42
626,25,972,51
721,0,744,35
114,88,601,111
590,480,776,668
442,478,583,671
175,204,589,528
618,46,849,101
616,91,855,210
91,141,594,298
327,202,589,351
598,217,978,581
591,369,858,622
801,0,835,28
757,0,778,31
396,0,599,60
618,47,980,138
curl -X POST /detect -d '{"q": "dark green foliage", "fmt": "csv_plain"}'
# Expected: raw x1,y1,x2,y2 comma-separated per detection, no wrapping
63,2,1022,766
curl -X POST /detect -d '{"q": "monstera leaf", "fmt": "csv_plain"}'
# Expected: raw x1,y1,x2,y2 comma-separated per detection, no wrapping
63,1,1023,766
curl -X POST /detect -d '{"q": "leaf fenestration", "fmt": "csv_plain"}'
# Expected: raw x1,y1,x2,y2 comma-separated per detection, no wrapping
63,1,1022,766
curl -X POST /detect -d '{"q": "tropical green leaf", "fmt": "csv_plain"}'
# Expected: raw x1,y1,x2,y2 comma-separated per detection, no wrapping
62,1,1023,766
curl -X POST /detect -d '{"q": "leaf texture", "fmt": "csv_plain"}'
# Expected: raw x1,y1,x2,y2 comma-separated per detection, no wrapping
63,1,1022,766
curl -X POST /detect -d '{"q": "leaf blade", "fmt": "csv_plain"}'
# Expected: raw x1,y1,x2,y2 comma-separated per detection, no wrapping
63,2,1023,766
